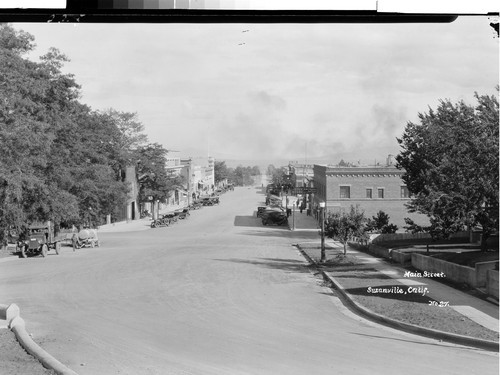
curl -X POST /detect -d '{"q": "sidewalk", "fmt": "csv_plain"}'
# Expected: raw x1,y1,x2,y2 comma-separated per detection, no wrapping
290,206,499,350
97,204,186,233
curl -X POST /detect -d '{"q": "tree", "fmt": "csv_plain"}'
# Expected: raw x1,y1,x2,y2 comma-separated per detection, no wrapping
136,143,183,218
366,211,398,234
396,91,499,251
266,164,276,177
230,165,253,186
269,166,293,192
0,24,138,239
250,166,261,176
214,160,229,184
0,25,84,238
324,205,367,256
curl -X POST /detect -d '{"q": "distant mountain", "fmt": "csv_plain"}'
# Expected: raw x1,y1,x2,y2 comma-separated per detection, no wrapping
174,146,399,170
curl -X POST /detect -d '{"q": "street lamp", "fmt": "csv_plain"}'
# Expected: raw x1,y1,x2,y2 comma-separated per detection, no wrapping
319,201,326,263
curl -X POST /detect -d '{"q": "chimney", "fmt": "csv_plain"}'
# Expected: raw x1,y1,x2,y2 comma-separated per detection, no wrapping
386,154,394,166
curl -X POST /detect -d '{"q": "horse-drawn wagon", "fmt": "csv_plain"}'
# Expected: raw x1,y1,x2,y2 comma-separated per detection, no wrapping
72,228,99,249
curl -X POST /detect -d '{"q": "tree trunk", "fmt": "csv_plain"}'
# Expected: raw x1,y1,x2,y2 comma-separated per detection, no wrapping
151,200,156,220
343,242,347,256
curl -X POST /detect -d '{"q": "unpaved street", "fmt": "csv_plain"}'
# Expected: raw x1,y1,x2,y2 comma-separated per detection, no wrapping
0,186,497,375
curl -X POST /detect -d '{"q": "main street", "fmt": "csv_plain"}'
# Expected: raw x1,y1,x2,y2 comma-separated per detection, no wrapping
0,185,497,375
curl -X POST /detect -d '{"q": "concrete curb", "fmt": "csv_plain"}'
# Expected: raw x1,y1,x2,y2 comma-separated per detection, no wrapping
296,246,499,352
0,303,20,327
0,304,79,375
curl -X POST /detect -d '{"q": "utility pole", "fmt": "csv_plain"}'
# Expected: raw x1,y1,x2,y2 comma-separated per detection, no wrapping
320,201,326,263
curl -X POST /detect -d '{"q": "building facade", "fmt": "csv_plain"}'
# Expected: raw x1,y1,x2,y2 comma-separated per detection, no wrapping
165,156,187,207
180,156,215,203
311,164,428,230
110,165,140,224
288,161,314,188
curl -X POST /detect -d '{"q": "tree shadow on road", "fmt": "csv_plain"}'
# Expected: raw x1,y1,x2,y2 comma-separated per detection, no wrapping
234,215,266,227
213,256,315,274
237,229,320,242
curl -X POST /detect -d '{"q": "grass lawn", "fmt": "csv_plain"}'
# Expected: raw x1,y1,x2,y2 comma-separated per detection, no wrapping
299,244,499,343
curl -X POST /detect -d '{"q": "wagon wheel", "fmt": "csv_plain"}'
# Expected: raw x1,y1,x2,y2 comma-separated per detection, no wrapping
55,242,61,255
41,244,48,257
20,245,27,258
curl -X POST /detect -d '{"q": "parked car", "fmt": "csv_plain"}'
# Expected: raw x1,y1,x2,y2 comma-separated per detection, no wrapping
261,208,288,226
256,206,268,218
174,208,190,219
150,214,172,228
16,223,63,258
262,211,288,226
201,196,220,206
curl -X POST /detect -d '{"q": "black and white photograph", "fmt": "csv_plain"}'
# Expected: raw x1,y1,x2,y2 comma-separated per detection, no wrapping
0,1,499,374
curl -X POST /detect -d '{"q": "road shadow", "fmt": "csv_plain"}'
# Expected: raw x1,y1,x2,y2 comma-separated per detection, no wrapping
234,215,263,227
238,229,319,242
213,256,314,274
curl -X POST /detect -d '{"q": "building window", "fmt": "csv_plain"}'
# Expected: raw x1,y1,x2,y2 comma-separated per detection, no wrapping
340,186,350,199
401,186,410,198
366,188,372,198
377,188,384,199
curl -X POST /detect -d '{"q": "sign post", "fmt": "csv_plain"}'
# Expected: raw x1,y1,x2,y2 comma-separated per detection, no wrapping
319,201,326,263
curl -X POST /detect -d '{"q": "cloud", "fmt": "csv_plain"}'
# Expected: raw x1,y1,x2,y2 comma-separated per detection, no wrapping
13,20,498,166
248,90,287,110
371,104,408,138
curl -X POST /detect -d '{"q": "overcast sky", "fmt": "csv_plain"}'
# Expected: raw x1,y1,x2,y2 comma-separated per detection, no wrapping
13,14,499,165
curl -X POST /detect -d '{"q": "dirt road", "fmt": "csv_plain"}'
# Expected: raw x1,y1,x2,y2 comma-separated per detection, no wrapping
0,186,497,374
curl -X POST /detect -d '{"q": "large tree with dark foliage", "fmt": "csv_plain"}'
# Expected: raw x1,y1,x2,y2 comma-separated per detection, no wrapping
365,211,398,234
396,91,499,251
0,25,139,244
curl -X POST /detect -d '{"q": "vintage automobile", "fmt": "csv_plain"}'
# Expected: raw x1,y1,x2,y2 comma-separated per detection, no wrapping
262,210,288,226
16,223,63,258
188,201,203,210
150,214,172,228
72,228,99,249
201,196,220,206
261,208,288,226
265,194,282,207
256,206,268,218
174,208,190,219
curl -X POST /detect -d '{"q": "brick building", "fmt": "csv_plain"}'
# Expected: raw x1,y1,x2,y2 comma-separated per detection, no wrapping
311,163,428,230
